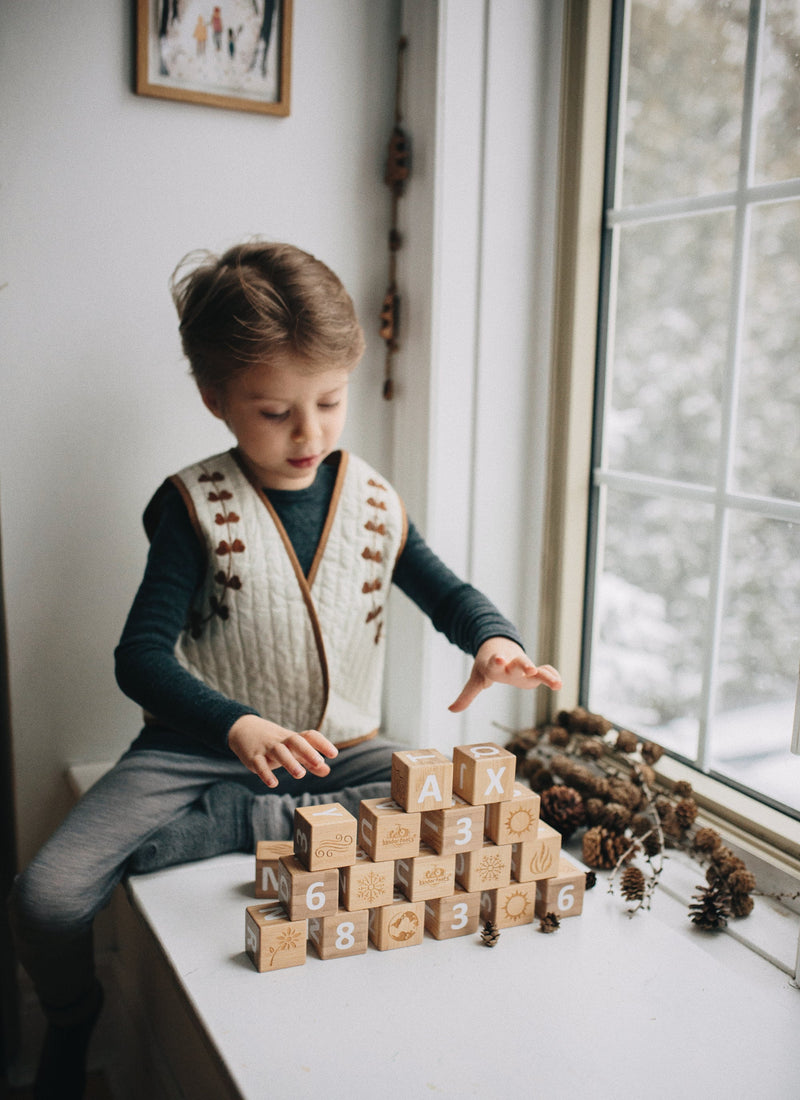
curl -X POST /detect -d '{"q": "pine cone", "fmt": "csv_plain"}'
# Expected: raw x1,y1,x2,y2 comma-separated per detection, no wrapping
584,871,597,890
620,866,647,901
547,725,571,747
538,912,561,934
674,780,693,798
642,830,663,857
579,738,605,760
480,920,500,947
730,893,755,918
600,802,632,832
584,797,606,826
689,884,731,930
606,776,644,811
693,827,722,855
674,797,698,831
727,869,756,895
582,825,628,869
615,728,639,753
640,740,664,765
540,785,586,839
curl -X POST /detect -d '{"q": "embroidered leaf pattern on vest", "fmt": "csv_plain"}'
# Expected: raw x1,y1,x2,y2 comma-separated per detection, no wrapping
361,475,392,643
186,467,245,637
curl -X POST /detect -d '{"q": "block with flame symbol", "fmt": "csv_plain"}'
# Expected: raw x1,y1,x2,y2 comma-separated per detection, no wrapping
510,821,562,882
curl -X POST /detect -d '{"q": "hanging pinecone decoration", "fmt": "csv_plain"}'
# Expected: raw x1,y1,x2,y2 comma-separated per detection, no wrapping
689,884,731,931
480,920,500,947
620,866,647,902
538,912,561,934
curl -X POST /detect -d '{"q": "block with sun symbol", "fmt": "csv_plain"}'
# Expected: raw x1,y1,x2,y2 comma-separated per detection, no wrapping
510,820,562,882
424,886,481,939
420,796,486,855
485,783,540,846
308,908,369,960
391,748,454,812
534,856,585,919
454,841,512,893
339,849,395,911
358,796,421,862
255,840,294,900
368,894,426,950
479,881,537,929
395,843,456,901
452,742,517,805
245,903,307,972
293,802,357,871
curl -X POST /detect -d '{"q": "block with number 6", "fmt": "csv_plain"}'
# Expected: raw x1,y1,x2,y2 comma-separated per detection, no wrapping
278,856,339,921
534,855,585,919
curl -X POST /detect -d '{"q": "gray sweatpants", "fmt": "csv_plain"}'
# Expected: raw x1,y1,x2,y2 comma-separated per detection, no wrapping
8,738,397,1024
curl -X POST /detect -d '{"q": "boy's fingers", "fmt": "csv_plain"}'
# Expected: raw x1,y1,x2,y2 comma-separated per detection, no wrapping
252,755,279,789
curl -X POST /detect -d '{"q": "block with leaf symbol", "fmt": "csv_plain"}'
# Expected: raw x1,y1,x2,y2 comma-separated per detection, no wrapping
245,903,307,972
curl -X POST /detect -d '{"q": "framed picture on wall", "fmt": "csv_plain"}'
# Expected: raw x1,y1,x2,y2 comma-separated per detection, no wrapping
136,0,292,116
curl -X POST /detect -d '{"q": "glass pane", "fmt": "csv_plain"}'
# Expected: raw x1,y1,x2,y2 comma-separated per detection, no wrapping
606,214,732,482
622,0,749,207
733,200,800,501
754,0,800,185
587,487,714,757
710,512,800,812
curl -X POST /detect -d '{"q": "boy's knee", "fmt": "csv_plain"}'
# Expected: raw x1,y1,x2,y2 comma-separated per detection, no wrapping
8,865,93,937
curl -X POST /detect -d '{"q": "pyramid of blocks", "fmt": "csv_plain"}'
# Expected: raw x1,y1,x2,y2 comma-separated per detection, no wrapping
245,742,586,971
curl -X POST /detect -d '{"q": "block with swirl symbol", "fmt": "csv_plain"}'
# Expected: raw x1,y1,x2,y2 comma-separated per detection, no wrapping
293,803,357,871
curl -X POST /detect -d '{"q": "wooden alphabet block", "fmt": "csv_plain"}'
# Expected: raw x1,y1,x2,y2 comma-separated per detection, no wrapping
278,856,339,921
293,802,357,871
534,856,586,919
420,796,486,855
511,820,562,882
485,783,540,846
452,743,516,806
255,840,294,899
424,887,481,940
480,881,537,929
339,849,395,911
454,841,512,893
308,908,369,960
245,903,307,972
395,844,456,902
391,749,453,812
358,797,420,862
368,894,425,951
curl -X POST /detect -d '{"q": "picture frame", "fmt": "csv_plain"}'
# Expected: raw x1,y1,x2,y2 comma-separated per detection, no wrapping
136,0,292,117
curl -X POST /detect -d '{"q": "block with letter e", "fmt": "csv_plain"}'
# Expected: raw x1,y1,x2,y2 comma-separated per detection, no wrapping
245,903,307,972
308,908,369,960
278,856,339,921
255,840,293,899
368,894,425,951
480,881,537,929
293,802,357,871
452,743,516,805
424,887,481,940
485,783,540,846
359,796,420,862
534,855,586,919
420,796,485,855
391,749,453,812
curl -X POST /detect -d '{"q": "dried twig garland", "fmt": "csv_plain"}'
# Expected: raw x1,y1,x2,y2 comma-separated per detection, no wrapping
380,35,409,400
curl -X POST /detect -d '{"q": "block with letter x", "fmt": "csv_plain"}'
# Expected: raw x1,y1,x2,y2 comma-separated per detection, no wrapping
452,742,516,805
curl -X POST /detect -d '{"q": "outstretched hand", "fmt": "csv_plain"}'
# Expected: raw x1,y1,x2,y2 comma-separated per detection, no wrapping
227,713,338,789
448,638,562,713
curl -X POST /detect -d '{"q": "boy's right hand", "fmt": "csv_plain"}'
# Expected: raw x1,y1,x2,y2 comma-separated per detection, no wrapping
227,714,338,789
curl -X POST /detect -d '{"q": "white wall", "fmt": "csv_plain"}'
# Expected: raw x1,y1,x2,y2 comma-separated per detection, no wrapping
0,0,401,864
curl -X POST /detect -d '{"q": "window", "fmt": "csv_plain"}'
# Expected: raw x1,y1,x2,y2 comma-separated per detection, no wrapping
583,0,800,817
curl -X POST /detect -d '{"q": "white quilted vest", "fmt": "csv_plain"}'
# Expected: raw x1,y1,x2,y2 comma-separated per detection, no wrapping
171,449,407,747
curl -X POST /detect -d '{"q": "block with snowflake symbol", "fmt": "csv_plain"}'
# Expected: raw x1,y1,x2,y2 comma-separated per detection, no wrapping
485,782,540,846
455,841,512,893
480,881,537,929
308,908,369,960
339,849,395,911
245,903,307,972
395,843,456,902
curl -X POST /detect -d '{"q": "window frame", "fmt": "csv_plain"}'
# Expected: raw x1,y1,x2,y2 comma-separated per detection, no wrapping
537,0,800,870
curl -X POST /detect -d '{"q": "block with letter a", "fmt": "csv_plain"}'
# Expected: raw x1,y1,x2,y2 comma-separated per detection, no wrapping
293,802,357,871
391,748,453,812
245,903,307,972
255,840,294,899
452,742,516,806
534,855,586,919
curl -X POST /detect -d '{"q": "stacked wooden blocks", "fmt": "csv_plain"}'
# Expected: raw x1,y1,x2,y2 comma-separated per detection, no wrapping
245,742,585,971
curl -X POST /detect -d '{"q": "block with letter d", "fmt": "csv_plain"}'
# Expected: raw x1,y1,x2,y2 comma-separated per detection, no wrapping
534,855,586,919
255,840,294,899
452,743,516,805
293,802,357,871
424,887,481,940
391,749,453,812
278,855,339,921
245,903,307,972
308,908,369,960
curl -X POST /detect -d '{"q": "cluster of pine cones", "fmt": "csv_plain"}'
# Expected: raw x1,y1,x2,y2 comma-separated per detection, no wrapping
505,706,757,928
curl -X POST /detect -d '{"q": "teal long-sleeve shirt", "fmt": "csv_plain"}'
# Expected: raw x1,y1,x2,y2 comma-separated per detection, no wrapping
115,458,523,757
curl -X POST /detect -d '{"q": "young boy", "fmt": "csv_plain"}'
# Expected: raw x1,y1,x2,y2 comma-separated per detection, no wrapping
9,241,560,1098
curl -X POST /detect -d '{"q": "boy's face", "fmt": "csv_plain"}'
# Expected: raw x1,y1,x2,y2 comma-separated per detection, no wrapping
202,357,350,490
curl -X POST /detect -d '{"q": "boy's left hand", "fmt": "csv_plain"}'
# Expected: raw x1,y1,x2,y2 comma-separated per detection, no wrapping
448,638,562,713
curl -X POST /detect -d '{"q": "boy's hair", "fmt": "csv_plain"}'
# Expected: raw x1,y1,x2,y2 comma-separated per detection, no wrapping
170,241,365,390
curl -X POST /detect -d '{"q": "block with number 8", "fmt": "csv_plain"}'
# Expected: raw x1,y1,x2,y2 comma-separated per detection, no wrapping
308,909,369,960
